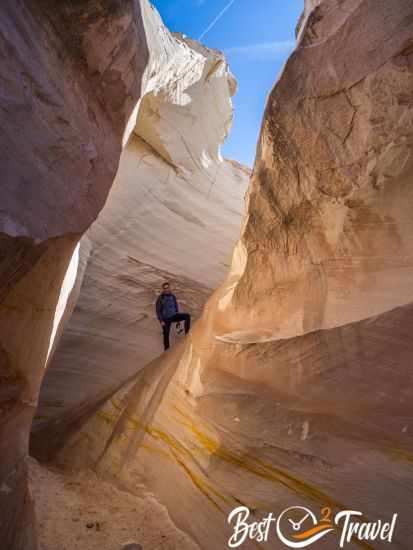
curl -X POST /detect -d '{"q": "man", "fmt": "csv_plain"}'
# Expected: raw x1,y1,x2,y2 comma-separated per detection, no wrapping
155,282,191,350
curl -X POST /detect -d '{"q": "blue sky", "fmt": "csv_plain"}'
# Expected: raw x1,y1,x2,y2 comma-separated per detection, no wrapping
152,0,303,167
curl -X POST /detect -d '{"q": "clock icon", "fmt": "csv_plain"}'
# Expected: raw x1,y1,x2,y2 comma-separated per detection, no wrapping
276,506,334,548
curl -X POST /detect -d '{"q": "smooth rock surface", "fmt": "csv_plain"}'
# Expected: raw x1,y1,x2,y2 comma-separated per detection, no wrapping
31,15,249,458
214,0,413,343
4,0,413,549
0,1,163,547
53,2,413,549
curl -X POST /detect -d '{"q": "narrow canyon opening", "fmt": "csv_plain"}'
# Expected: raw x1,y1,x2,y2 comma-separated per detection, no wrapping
1,1,413,550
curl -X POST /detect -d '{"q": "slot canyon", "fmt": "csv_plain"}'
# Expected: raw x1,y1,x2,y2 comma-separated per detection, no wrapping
1,1,413,549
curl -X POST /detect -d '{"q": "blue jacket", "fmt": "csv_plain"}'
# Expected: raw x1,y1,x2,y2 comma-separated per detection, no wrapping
156,292,179,322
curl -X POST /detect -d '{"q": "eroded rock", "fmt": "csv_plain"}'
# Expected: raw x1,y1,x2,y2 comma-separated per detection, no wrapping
0,1,150,547
31,8,249,460
52,2,413,549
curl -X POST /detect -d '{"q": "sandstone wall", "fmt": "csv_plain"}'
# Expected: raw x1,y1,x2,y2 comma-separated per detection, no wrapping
31,15,249,458
53,1,413,549
1,1,151,547
1,0,249,544
215,0,413,343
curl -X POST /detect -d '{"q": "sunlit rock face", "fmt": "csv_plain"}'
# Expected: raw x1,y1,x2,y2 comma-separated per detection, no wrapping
54,1,413,549
215,0,413,343
0,1,150,547
31,11,249,458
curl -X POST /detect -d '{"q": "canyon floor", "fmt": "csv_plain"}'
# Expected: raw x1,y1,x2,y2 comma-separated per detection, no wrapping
29,458,199,550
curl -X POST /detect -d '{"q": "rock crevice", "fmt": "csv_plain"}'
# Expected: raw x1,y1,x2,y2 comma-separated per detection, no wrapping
2,1,413,549
45,2,413,549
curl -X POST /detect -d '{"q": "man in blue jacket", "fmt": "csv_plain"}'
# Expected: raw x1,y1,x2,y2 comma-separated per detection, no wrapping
156,282,191,350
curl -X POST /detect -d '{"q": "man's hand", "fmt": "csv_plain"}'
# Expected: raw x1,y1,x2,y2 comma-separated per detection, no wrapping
160,321,165,327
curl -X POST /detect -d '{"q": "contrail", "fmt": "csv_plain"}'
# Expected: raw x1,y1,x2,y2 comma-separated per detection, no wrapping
198,0,237,41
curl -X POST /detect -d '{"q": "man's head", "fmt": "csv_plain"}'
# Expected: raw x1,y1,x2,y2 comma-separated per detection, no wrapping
162,282,171,293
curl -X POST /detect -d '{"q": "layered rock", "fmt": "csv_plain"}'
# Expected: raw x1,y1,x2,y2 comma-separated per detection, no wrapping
1,0,164,547
216,0,413,343
31,17,249,458
52,1,413,549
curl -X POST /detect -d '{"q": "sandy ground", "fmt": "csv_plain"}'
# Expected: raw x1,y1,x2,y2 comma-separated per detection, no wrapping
29,458,200,550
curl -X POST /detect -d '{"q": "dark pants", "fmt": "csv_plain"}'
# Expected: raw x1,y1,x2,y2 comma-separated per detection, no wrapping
162,313,191,350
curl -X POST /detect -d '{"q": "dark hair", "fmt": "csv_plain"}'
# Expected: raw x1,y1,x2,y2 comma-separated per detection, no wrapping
162,282,170,289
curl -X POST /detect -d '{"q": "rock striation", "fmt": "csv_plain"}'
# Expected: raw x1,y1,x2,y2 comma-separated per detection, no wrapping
0,0,149,545
1,0,248,547
3,0,413,549
1,0,245,547
216,0,413,343
51,1,413,549
31,10,249,458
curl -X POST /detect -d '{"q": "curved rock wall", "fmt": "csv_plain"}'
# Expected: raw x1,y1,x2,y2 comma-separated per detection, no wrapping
0,0,152,547
31,16,249,458
1,1,249,544
52,1,413,549
4,0,413,549
215,0,413,343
